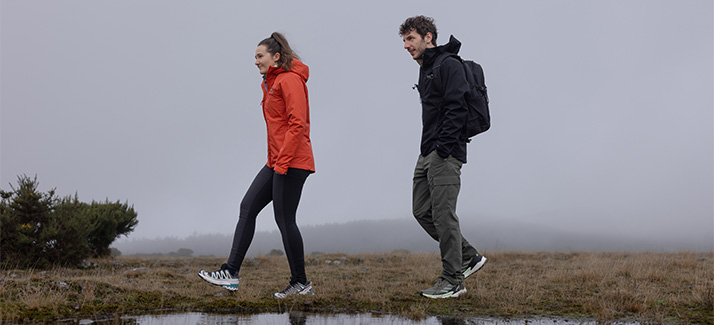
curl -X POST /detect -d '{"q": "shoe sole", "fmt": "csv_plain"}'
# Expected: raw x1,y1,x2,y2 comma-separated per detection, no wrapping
464,256,488,279
197,271,240,291
420,287,467,299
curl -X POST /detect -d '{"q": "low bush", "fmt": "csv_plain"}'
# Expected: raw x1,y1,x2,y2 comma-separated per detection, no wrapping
0,175,138,268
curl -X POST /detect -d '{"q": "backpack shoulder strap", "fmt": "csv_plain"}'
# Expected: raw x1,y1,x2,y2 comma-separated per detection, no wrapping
434,53,461,70
432,53,464,95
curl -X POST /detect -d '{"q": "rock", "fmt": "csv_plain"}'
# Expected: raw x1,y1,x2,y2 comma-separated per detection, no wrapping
78,259,93,269
325,260,332,265
56,280,70,289
360,266,369,272
333,260,341,266
123,267,149,277
214,291,230,297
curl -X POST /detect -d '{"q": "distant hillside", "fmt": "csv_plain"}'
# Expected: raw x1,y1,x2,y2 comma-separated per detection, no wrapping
113,218,712,256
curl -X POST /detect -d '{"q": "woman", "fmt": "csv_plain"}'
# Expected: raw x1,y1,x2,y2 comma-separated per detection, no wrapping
199,32,315,298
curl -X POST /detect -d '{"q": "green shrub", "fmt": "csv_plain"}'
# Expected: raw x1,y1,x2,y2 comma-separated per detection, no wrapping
0,175,138,268
169,248,193,257
267,249,284,256
84,199,138,257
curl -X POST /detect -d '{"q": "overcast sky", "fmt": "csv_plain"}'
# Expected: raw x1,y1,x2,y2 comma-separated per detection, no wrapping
1,1,712,249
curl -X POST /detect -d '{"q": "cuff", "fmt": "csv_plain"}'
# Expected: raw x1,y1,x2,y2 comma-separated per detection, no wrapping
274,166,288,175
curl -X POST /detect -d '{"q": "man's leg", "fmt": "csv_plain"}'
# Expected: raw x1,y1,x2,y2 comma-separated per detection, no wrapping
416,153,478,264
461,238,480,267
413,154,439,241
425,151,464,285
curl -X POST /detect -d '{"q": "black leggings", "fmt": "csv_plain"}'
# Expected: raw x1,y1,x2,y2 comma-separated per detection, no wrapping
227,165,311,284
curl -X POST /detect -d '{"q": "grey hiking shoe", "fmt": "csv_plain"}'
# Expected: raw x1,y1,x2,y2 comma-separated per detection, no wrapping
463,254,488,279
420,278,466,299
198,263,240,291
274,281,314,298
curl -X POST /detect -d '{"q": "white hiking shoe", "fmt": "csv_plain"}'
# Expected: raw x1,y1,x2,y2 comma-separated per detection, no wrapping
273,281,314,298
198,263,240,291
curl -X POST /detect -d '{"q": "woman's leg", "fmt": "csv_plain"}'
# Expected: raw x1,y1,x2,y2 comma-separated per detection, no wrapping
226,165,274,274
272,168,311,284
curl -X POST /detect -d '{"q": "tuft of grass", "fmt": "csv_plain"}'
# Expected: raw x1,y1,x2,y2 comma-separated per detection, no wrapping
1,251,712,323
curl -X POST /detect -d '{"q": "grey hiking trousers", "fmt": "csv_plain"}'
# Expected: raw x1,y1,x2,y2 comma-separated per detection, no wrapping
413,150,480,285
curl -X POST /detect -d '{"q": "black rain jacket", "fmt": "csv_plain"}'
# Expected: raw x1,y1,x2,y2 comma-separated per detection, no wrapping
416,35,469,163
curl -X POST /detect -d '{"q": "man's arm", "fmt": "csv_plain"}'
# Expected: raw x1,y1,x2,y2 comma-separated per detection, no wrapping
435,57,469,159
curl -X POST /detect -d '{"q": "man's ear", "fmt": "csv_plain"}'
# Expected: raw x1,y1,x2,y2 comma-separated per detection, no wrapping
425,32,433,46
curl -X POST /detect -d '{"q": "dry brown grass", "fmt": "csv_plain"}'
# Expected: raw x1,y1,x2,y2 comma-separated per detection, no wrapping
1,251,712,323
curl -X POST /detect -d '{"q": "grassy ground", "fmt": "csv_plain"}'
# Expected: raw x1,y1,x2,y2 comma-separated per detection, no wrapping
1,251,712,323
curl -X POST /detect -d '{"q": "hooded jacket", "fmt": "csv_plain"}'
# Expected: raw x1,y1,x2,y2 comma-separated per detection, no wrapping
416,35,469,163
261,58,315,175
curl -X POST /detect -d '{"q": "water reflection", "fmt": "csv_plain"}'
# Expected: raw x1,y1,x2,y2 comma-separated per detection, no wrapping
120,312,436,324
73,311,622,324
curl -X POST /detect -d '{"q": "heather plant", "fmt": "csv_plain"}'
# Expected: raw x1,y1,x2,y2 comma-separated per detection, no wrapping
0,175,138,268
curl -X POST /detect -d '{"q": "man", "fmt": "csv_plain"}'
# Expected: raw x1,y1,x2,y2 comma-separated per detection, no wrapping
399,15,487,299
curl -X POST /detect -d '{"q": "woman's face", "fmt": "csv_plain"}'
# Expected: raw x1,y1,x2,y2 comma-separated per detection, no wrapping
255,45,280,74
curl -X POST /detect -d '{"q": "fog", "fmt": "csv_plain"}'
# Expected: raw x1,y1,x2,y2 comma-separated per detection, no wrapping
114,217,712,256
2,1,712,253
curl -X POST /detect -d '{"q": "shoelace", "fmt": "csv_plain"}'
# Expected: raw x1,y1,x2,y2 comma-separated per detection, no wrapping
211,270,232,280
279,283,304,295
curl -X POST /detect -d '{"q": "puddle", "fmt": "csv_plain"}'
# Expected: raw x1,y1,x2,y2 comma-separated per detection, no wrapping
68,311,635,325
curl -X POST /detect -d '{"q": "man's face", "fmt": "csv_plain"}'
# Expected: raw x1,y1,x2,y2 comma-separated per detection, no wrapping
402,30,432,61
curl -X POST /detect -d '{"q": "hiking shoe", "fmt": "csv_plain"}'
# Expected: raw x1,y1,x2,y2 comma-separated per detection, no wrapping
420,278,466,299
463,255,488,279
274,281,314,298
197,263,240,291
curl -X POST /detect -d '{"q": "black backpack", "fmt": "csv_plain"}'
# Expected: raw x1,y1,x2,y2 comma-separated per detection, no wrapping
434,53,490,141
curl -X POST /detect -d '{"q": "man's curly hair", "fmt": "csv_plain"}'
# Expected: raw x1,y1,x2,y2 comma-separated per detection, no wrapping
399,15,437,46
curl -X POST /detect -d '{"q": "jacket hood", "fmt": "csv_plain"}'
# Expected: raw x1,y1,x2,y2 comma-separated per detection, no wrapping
423,35,462,67
267,58,309,82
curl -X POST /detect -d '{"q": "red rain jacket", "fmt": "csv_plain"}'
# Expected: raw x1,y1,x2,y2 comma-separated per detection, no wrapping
261,59,315,175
